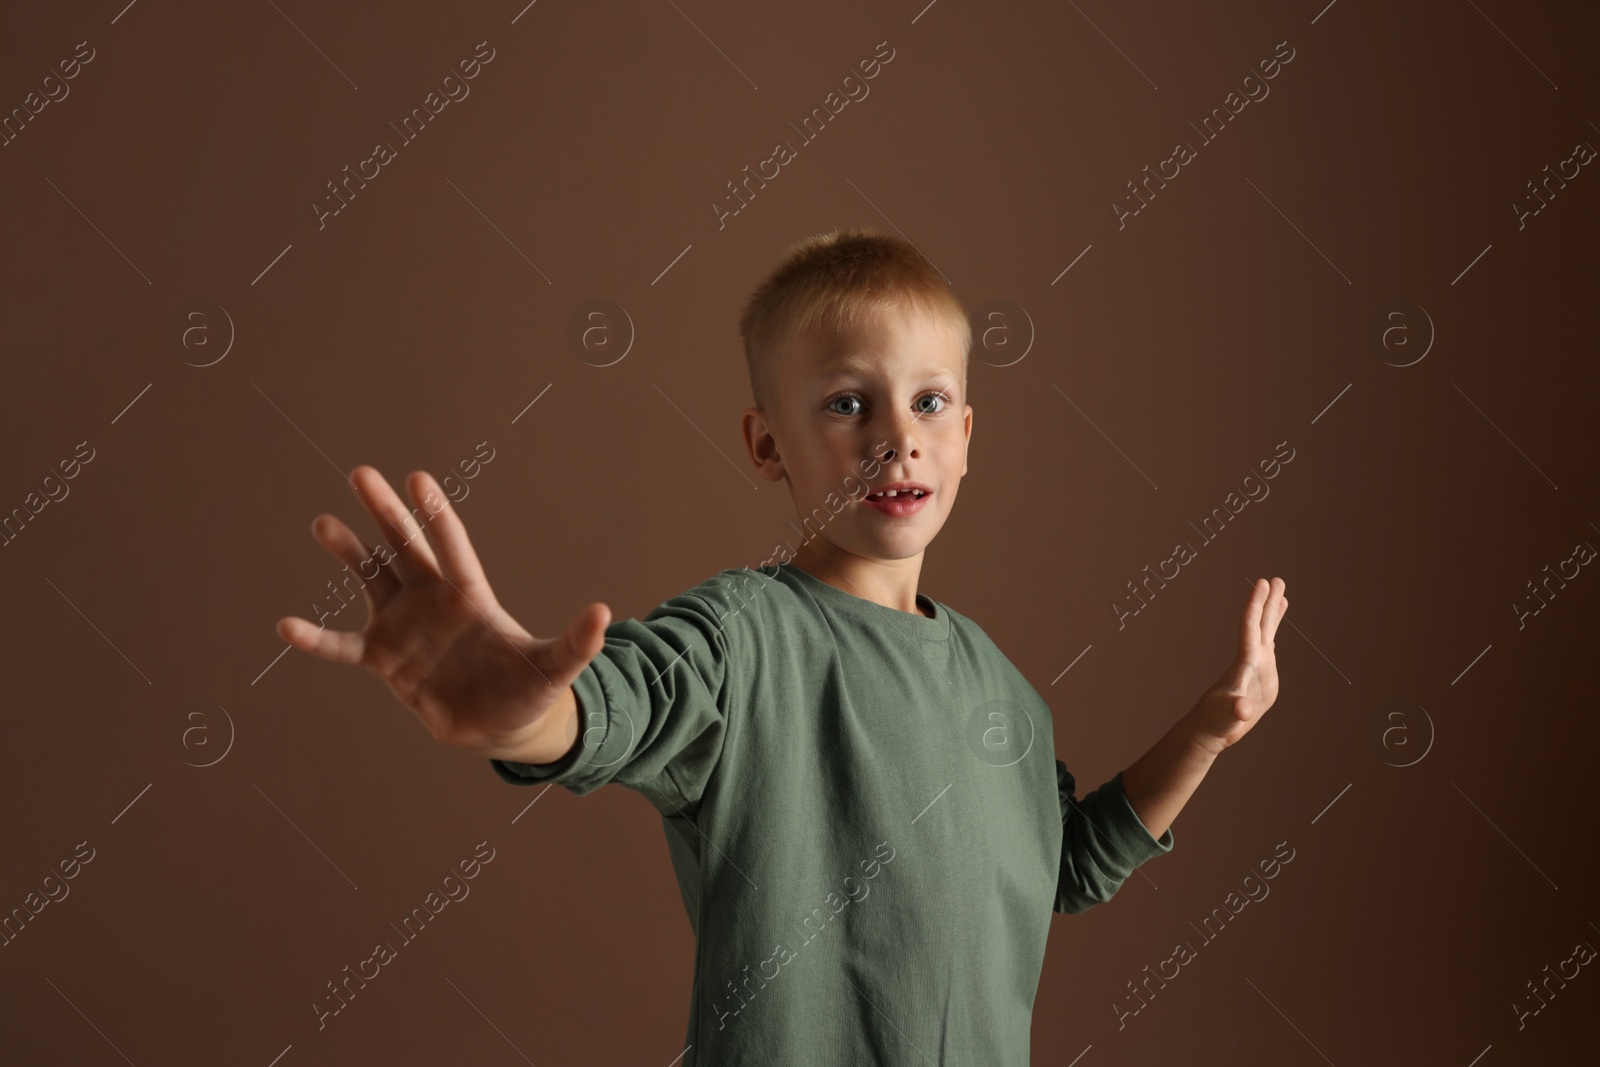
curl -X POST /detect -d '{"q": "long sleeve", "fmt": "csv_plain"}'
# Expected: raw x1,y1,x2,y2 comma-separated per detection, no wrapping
1053,762,1175,914
489,588,736,819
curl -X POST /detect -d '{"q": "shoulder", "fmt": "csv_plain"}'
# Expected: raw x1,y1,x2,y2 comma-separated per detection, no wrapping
646,566,794,629
683,566,784,604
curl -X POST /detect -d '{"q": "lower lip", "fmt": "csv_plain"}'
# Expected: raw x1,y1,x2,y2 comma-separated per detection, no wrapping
863,491,930,517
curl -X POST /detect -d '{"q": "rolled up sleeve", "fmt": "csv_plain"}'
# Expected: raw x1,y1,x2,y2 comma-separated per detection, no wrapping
1053,763,1175,914
491,590,734,819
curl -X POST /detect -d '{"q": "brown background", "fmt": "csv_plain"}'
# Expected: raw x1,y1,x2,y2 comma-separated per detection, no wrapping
2,0,1597,1063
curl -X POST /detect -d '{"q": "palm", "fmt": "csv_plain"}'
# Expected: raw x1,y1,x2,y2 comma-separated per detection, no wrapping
276,466,609,753
356,577,545,747
1198,578,1288,753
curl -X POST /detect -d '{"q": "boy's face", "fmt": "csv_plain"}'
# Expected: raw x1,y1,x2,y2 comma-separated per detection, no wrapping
742,300,973,564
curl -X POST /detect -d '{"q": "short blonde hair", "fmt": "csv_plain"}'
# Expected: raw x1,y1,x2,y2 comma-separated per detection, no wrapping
738,227,971,413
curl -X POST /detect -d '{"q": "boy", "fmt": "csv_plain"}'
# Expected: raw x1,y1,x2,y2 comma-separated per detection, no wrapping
277,228,1289,1063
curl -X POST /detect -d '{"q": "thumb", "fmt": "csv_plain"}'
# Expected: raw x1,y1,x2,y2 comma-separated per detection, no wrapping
555,602,611,681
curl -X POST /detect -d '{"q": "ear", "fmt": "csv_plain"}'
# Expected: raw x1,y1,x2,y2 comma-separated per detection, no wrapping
961,403,973,477
742,405,788,483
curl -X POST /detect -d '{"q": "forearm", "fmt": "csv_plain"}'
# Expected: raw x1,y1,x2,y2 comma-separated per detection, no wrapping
477,684,580,764
1118,703,1218,841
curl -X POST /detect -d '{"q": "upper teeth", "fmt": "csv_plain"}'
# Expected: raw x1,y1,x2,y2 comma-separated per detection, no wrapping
879,489,922,497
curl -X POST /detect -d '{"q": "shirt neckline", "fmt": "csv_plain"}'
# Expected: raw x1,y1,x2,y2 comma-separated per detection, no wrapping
776,561,952,642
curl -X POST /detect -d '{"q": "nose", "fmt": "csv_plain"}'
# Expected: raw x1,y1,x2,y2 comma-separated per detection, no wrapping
883,438,921,463
876,425,920,466
872,393,931,468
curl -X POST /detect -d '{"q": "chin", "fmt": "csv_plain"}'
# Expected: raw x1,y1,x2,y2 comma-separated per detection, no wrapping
863,536,934,560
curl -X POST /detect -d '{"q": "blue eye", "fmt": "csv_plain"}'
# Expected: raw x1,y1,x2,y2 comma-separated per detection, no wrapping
826,392,948,416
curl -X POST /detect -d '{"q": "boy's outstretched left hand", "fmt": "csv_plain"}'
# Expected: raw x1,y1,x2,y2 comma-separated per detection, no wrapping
1191,578,1288,757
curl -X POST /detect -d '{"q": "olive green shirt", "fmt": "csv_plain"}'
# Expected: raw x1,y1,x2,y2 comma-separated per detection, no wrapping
492,561,1174,1064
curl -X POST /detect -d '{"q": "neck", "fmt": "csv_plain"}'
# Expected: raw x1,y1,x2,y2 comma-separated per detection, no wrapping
789,540,929,617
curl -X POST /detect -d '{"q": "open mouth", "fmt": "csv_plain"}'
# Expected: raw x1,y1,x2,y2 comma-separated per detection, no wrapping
862,485,931,516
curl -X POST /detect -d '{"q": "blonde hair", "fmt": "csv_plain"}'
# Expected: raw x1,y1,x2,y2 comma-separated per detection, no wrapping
738,227,971,413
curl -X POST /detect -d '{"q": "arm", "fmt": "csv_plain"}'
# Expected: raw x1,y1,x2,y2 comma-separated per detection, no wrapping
1054,578,1289,914
1118,713,1216,841
1122,576,1290,841
1054,764,1175,914
488,586,737,815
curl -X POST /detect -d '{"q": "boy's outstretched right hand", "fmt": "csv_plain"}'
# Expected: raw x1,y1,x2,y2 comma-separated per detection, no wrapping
275,465,609,763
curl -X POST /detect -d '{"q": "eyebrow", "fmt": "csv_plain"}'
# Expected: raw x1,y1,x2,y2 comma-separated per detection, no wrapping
818,358,959,380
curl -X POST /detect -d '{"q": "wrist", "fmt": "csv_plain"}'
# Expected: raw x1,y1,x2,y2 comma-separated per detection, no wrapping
1187,731,1225,763
1180,700,1228,762
482,686,580,764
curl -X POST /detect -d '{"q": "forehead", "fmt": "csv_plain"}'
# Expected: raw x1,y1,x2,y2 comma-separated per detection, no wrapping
785,303,963,379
